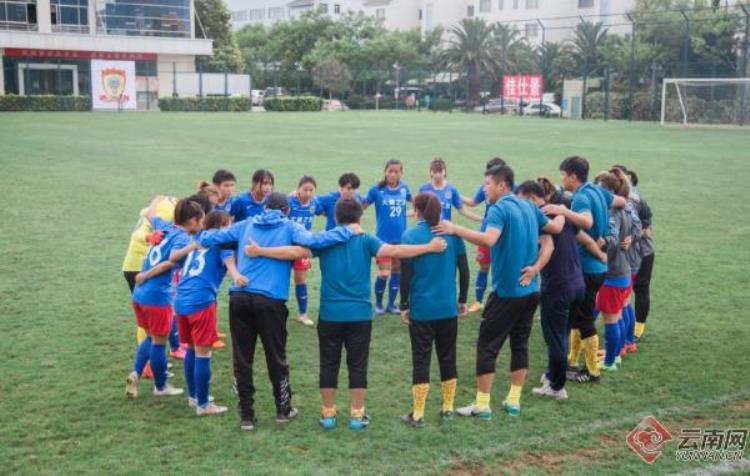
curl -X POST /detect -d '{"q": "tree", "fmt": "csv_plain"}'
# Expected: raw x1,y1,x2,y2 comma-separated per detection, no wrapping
570,20,609,75
441,18,500,105
536,42,575,92
313,58,353,99
235,24,279,88
195,0,243,72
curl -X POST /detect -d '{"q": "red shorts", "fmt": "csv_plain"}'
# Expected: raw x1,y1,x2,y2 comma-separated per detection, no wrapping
132,302,173,337
176,303,218,347
293,257,312,271
375,243,398,266
476,246,491,265
624,272,637,301
596,285,629,315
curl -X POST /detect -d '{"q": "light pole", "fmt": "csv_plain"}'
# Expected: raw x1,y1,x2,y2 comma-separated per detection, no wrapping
393,62,401,109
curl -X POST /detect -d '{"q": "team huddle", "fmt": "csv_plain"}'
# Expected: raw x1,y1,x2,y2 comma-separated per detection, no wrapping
121,155,655,431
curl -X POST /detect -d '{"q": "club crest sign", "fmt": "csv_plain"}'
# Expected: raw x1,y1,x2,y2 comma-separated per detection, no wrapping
91,60,136,110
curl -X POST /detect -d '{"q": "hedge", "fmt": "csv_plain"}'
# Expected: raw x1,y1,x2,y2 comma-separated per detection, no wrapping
158,96,251,112
263,96,322,112
0,94,91,111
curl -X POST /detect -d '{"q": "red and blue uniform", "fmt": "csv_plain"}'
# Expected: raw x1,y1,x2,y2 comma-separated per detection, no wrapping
317,192,366,230
288,195,323,271
365,181,412,245
418,182,463,220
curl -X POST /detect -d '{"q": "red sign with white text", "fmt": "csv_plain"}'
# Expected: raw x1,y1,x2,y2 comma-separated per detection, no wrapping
4,48,156,61
502,74,543,100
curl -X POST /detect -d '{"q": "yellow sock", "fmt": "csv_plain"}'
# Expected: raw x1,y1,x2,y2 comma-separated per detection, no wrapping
505,384,522,407
476,391,490,410
412,384,429,420
635,322,645,339
584,335,600,376
136,326,147,345
322,405,336,418
441,378,457,412
568,329,582,367
350,406,365,419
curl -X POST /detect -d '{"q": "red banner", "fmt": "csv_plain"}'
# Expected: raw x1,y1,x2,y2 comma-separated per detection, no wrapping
4,48,157,61
502,74,543,100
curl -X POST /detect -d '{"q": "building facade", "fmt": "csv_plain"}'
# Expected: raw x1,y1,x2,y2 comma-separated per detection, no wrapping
225,0,364,27
0,0,212,108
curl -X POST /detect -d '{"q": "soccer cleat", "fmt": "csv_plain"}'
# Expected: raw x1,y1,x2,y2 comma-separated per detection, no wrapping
217,331,227,339
574,369,601,384
142,363,154,380
385,305,400,315
468,302,483,313
212,340,226,350
276,407,299,424
565,365,580,381
188,395,215,408
297,315,315,326
540,373,551,387
319,415,337,430
532,385,568,400
625,343,638,353
375,304,385,316
401,413,425,428
601,363,618,372
502,400,521,417
348,413,371,431
153,384,184,397
619,349,627,358
615,356,622,366
439,410,454,421
240,418,257,431
196,403,228,417
125,371,139,399
170,346,187,360
456,403,492,421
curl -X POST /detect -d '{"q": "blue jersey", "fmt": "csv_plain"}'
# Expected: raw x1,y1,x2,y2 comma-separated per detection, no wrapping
572,182,614,275
230,191,267,222
365,181,412,243
473,185,492,231
418,183,463,220
317,192,366,230
174,246,234,315
214,196,234,214
133,217,191,306
288,195,323,231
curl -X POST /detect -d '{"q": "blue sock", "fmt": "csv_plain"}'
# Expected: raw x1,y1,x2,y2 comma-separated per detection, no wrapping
195,356,212,407
625,304,636,344
295,284,308,315
388,273,400,309
618,317,627,354
604,323,619,367
374,276,387,307
150,343,168,390
475,270,488,303
184,348,196,399
133,336,152,376
168,318,179,352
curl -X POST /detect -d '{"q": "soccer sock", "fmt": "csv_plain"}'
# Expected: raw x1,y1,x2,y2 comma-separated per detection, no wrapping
136,326,147,345
617,318,627,355
184,348,196,399
583,335,600,376
388,273,400,309
374,276,387,307
604,323,619,367
625,305,636,344
168,318,179,352
412,383,430,420
350,406,365,419
635,322,646,339
150,343,168,390
133,336,152,376
195,355,212,407
322,405,336,418
505,384,522,407
475,270,488,303
476,391,490,411
295,284,308,315
441,378,457,413
568,329,582,367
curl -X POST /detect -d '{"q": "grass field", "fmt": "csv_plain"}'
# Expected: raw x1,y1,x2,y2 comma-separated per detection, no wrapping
1,111,749,475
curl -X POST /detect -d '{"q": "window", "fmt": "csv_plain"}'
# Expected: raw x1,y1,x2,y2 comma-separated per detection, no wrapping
513,0,518,8
467,5,474,16
268,6,285,20
0,0,38,31
249,8,264,21
418,8,422,20
526,0,538,8
498,0,503,9
578,0,594,7
231,10,248,21
319,3,328,13
95,0,191,38
480,0,491,12
334,4,340,14
51,0,88,32
524,22,538,38
375,8,385,20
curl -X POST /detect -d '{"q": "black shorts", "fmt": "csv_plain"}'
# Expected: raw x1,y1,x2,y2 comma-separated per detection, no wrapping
409,318,458,384
124,271,138,294
571,272,605,339
318,320,372,389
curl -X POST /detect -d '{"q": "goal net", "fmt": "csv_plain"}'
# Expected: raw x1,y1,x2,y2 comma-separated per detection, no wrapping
661,78,750,126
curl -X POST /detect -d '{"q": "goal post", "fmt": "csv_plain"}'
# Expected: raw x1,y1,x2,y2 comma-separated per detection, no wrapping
661,78,750,126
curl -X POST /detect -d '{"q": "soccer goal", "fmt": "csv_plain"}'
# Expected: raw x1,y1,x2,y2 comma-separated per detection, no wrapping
661,78,750,126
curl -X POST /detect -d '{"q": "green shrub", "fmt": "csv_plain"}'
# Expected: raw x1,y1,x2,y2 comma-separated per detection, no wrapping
263,96,322,112
0,94,91,111
158,96,251,112
432,98,453,111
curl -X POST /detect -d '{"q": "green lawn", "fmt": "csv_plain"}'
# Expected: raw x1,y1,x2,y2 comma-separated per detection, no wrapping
1,111,749,475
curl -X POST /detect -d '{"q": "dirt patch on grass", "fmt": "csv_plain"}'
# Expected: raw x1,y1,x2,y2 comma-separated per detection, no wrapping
728,400,750,413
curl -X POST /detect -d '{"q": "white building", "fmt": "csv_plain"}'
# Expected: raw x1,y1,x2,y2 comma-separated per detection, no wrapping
225,0,364,28
0,0,212,107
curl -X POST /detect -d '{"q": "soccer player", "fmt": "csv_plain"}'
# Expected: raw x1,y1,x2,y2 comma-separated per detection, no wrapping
288,175,324,326
125,198,204,399
418,157,482,222
174,211,241,416
196,181,221,207
399,193,469,427
542,156,626,384
212,169,237,214
230,169,274,222
195,193,354,431
364,160,413,315
461,157,507,313
317,173,366,231
628,169,655,342
434,165,562,420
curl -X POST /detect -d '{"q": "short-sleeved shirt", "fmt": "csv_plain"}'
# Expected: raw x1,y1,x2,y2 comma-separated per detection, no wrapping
288,196,322,231
174,247,234,315
473,185,492,232
418,183,463,220
401,221,466,320
313,234,384,322
365,182,412,243
540,218,584,294
230,191,268,222
317,192,366,230
214,197,234,214
485,194,549,298
572,182,614,275
133,217,191,306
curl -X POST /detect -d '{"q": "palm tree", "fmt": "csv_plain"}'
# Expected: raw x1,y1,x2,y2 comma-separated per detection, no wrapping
569,20,608,117
441,18,500,106
536,41,574,92
488,24,529,96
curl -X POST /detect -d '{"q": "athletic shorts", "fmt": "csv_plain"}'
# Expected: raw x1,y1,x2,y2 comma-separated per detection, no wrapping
624,272,637,301
132,302,173,337
176,302,218,347
475,246,491,265
293,257,312,271
596,284,629,315
375,243,398,266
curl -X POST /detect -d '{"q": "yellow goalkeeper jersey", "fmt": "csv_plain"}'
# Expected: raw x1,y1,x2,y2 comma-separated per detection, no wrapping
121,196,177,272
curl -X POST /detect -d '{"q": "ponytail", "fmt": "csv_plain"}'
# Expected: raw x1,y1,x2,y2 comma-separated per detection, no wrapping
174,198,205,226
413,192,442,227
